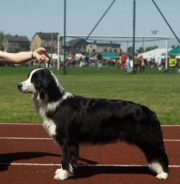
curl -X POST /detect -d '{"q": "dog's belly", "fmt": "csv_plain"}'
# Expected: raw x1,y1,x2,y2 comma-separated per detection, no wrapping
78,130,123,145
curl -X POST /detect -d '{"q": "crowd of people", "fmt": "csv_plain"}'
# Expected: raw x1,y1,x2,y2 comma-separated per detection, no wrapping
119,53,147,73
58,52,148,73
0,48,153,73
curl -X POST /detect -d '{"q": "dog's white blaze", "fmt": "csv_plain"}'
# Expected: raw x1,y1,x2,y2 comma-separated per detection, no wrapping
149,161,168,180
21,68,43,93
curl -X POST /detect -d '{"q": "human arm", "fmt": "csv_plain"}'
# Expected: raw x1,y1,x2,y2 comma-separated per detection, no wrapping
0,47,49,64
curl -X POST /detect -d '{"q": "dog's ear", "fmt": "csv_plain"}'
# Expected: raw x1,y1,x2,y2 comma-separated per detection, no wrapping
42,70,55,89
40,90,45,100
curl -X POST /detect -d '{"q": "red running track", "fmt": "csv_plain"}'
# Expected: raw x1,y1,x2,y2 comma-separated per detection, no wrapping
0,123,180,184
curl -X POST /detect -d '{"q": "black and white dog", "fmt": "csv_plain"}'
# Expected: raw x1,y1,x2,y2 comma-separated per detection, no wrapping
18,68,169,180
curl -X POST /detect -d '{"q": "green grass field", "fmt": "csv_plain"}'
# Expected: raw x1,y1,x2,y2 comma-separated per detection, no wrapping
0,66,180,125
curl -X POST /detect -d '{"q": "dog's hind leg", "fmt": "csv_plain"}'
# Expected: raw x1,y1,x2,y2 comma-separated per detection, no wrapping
148,147,169,180
54,143,79,180
137,143,169,180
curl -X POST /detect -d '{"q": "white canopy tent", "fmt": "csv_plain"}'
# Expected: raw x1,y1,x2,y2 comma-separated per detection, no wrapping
137,48,172,66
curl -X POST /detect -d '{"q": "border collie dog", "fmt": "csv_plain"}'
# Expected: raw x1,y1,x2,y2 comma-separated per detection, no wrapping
18,68,169,180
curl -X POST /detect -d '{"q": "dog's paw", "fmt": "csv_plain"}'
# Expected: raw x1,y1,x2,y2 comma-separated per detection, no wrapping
156,172,168,180
54,168,69,180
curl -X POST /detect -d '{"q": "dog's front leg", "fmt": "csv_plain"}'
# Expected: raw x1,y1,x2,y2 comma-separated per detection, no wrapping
54,143,79,180
69,144,79,174
54,143,70,180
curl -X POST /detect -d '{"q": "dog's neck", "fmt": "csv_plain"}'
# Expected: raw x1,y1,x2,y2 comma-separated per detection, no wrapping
32,91,73,120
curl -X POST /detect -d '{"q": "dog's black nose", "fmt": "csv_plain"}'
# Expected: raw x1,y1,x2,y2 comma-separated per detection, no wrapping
17,83,22,90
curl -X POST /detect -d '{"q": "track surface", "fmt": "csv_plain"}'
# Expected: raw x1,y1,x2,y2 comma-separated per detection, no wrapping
0,124,179,184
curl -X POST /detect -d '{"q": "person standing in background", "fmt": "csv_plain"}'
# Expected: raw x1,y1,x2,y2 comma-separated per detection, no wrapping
121,53,126,70
97,52,102,69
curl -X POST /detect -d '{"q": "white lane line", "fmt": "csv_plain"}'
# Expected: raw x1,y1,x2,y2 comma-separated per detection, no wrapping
0,163,60,166
161,125,180,127
0,137,52,140
0,123,41,125
164,139,180,142
0,163,179,168
0,137,180,142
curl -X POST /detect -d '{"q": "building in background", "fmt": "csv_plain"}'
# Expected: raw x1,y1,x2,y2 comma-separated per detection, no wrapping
2,35,30,52
31,32,59,53
66,39,87,55
86,41,121,56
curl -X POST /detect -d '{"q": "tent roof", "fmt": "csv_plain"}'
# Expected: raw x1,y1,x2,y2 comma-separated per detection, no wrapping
138,48,172,59
101,52,119,59
168,48,180,56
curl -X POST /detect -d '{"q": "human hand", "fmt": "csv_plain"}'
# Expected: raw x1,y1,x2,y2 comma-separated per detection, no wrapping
33,47,49,63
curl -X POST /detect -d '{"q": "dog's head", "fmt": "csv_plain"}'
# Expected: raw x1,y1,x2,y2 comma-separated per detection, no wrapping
18,68,64,101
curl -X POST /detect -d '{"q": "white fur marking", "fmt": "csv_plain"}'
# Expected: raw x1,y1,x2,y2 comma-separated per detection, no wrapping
42,119,56,137
47,100,61,112
156,172,168,180
54,168,69,180
69,164,74,173
62,92,73,100
149,161,169,180
149,161,163,174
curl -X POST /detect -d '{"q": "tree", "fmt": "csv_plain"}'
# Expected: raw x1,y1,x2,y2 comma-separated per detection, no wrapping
0,31,5,51
172,45,180,48
136,47,144,54
145,45,158,52
126,46,133,56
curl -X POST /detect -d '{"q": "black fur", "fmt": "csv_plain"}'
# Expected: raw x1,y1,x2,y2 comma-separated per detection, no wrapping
18,68,169,179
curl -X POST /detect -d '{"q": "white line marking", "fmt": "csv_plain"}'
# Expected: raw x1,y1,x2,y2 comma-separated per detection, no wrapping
161,125,180,127
0,137,180,142
0,163,179,168
164,139,180,142
0,163,60,166
0,137,52,140
0,123,41,125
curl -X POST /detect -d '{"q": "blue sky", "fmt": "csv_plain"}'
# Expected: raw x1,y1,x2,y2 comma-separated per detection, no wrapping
0,0,180,50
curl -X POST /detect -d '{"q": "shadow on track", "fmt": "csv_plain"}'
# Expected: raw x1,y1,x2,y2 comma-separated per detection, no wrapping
0,152,98,172
0,152,60,171
71,165,154,179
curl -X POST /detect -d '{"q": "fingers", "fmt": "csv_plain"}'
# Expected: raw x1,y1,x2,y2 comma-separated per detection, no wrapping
34,47,50,63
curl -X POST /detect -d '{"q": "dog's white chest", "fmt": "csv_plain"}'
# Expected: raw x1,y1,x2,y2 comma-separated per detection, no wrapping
42,119,57,137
